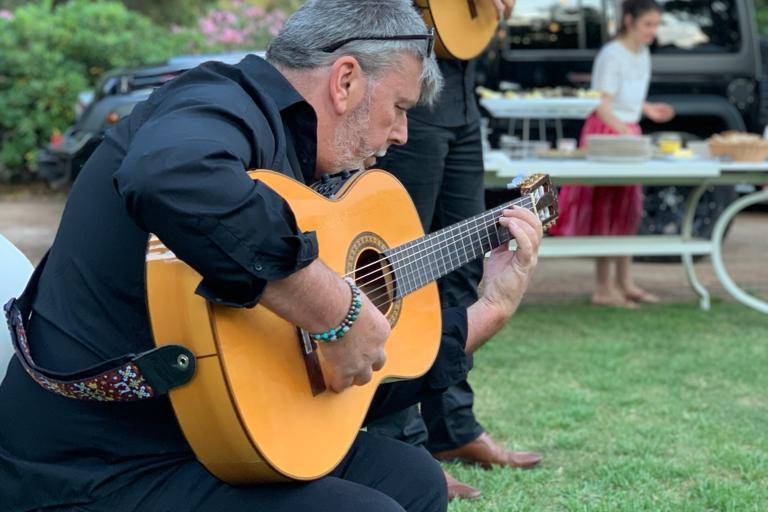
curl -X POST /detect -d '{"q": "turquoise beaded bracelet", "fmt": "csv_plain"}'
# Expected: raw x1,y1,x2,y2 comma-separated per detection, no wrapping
311,278,362,342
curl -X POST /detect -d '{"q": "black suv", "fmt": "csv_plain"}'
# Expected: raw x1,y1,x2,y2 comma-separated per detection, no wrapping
37,51,261,187
479,0,765,238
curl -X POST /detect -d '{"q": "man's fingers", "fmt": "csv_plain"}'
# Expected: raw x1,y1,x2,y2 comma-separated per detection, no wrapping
330,374,354,393
501,207,544,240
499,217,534,266
509,209,541,245
352,367,373,387
503,0,515,18
371,349,387,372
511,216,541,254
491,0,505,19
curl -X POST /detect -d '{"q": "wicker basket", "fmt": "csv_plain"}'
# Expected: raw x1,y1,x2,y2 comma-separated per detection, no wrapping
707,133,768,162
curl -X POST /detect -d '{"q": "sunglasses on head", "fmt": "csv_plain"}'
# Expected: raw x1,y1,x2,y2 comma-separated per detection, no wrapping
320,27,435,58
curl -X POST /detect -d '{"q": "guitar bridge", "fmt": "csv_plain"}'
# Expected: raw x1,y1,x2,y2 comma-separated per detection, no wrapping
297,328,327,396
467,0,478,18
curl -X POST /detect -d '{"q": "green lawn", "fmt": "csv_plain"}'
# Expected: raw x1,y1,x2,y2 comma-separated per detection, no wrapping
446,300,768,511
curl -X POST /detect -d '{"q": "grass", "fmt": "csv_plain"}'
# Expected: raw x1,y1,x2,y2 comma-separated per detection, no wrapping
446,299,768,511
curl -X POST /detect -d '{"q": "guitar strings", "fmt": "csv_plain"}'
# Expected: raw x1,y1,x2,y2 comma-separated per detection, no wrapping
360,223,506,309
353,197,537,307
343,196,533,280
343,197,536,297
353,198,538,308
342,196,534,284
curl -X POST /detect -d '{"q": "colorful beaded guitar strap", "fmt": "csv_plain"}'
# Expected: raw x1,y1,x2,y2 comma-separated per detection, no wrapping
3,252,195,402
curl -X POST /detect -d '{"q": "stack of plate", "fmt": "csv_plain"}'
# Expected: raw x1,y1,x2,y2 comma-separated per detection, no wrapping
585,135,653,163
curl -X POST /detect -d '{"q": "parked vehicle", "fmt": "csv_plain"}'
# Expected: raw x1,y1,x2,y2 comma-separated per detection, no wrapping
478,0,765,239
37,51,262,187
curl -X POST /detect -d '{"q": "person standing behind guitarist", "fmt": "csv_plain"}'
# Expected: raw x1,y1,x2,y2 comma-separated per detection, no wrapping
366,0,541,501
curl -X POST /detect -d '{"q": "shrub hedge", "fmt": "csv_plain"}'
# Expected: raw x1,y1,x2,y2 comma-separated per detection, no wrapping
0,1,182,181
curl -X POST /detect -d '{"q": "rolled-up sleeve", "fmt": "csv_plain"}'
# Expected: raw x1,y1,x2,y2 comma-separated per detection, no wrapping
113,100,318,307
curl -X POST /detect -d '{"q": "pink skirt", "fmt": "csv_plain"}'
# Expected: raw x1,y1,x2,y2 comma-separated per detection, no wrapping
549,114,643,236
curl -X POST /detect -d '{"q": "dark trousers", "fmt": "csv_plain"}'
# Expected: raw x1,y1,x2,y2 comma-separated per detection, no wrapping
49,433,445,512
367,117,486,452
1,352,448,512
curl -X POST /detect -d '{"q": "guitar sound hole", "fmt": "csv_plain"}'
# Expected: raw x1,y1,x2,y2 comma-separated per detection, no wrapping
354,248,394,315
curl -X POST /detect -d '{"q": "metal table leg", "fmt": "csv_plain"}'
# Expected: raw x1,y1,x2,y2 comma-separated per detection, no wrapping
681,182,711,310
711,188,768,313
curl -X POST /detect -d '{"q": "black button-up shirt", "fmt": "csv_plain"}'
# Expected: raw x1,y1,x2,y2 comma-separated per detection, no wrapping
0,55,469,510
35,56,320,365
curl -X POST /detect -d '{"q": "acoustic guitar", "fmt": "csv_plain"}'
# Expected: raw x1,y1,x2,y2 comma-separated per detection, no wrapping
145,169,557,484
415,0,500,60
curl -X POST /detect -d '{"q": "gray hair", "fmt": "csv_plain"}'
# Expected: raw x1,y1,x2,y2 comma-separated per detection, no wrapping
266,0,443,106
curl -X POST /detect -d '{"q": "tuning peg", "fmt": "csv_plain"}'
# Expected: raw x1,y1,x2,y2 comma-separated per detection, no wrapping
506,174,527,189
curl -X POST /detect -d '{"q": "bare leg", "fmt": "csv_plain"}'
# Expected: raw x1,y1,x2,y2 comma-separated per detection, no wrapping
592,257,638,308
617,255,659,303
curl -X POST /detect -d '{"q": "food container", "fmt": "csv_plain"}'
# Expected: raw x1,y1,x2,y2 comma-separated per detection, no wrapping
556,138,578,153
686,141,711,159
706,132,768,162
657,132,682,155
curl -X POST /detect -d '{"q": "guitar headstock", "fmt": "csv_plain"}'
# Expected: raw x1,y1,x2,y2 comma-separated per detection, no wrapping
512,174,559,232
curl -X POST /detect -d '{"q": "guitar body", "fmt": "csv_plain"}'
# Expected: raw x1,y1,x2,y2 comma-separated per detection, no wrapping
146,170,441,483
416,0,499,60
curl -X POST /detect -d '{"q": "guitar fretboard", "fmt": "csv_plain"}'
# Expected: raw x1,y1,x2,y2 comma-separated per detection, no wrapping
384,194,534,298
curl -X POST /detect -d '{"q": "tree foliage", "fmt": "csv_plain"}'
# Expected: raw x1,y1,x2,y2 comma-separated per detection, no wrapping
0,1,182,180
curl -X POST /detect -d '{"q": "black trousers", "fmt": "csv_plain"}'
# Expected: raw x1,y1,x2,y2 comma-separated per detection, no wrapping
48,433,445,512
0,352,449,512
367,117,486,452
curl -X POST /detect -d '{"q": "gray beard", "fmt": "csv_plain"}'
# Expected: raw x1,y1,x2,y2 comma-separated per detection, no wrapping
330,94,376,171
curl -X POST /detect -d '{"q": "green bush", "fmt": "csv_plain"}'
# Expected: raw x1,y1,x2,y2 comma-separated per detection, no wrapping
757,0,768,37
0,0,182,182
122,0,214,27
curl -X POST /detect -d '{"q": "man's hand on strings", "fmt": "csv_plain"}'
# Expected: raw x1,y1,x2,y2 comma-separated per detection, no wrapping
478,206,543,318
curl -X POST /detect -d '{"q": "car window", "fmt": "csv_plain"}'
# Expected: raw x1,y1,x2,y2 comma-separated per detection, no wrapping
652,0,741,53
506,0,610,51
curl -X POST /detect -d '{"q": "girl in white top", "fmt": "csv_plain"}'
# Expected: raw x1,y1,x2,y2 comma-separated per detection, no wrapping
551,0,675,307
591,0,674,135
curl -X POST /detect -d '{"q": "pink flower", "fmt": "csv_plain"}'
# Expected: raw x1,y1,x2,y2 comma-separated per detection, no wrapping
245,5,265,18
218,27,245,45
0,9,13,20
223,11,237,25
200,18,217,36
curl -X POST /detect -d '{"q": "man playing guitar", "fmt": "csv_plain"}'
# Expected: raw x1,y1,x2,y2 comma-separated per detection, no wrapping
0,2,542,511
